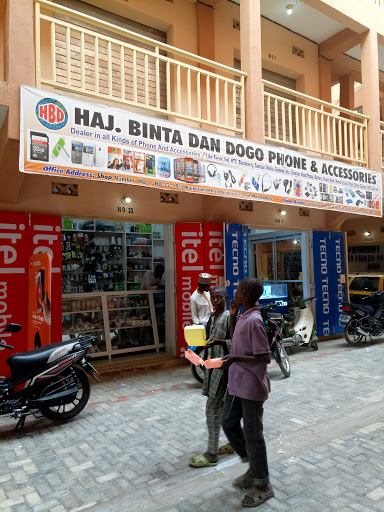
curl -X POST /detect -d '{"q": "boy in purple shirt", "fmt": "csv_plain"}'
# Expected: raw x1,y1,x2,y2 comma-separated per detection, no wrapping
221,278,273,508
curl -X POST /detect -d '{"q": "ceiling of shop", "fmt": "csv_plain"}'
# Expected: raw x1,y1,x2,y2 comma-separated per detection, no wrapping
230,0,384,73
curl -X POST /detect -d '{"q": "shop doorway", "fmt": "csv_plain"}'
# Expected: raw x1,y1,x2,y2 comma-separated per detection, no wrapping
249,230,309,305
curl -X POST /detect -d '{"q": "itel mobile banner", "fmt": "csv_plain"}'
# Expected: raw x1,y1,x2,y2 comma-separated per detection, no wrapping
27,253,52,351
0,212,28,374
20,87,382,217
27,214,62,343
175,223,205,357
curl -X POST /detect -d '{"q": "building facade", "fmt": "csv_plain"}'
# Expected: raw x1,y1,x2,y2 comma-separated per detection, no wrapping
0,0,383,359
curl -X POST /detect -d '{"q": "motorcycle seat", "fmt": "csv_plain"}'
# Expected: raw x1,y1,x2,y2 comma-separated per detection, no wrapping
7,340,76,378
355,304,375,314
283,312,295,322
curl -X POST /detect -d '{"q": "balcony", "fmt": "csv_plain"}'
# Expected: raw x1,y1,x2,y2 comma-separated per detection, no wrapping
35,0,245,136
263,81,368,167
35,0,370,168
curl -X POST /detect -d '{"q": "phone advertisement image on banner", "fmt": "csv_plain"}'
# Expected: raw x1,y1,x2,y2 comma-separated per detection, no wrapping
20,87,382,217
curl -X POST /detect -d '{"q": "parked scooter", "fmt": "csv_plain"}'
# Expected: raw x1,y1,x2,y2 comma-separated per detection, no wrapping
277,297,318,351
339,290,384,344
0,324,98,436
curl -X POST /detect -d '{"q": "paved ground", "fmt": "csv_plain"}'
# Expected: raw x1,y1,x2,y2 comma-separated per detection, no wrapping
0,337,384,511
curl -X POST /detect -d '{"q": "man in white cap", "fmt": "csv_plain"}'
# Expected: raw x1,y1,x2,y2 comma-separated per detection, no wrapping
190,273,212,325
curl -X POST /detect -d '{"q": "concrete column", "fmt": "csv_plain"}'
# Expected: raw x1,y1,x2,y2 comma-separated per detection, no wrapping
5,0,35,85
339,74,354,112
196,2,215,61
318,56,332,104
240,0,264,142
360,29,381,171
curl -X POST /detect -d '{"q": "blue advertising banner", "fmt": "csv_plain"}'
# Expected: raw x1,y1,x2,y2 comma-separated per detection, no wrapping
331,232,346,335
313,231,345,336
225,223,243,304
241,225,249,279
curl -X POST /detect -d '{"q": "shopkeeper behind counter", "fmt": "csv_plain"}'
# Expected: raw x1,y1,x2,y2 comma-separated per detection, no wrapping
140,264,165,290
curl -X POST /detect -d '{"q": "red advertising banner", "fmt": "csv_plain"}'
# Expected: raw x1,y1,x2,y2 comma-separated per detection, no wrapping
203,223,225,288
27,214,62,343
0,212,28,374
175,223,205,357
27,253,52,351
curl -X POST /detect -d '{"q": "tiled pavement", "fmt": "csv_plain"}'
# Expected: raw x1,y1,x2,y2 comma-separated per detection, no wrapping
0,337,384,511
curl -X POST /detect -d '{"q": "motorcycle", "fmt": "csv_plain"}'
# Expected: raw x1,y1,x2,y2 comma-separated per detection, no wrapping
261,303,291,378
191,303,291,383
277,297,318,351
0,323,98,437
339,290,384,345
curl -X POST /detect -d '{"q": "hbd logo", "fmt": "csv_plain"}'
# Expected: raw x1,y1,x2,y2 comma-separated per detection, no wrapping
36,98,68,130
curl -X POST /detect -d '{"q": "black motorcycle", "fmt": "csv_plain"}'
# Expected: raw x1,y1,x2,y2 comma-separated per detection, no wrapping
261,303,291,378
0,324,98,436
339,290,384,345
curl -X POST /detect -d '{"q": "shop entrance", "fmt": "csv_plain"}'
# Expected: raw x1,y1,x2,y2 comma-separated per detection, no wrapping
249,229,309,305
61,217,174,359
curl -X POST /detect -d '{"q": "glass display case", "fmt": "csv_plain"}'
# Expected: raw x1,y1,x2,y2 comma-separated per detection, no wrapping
62,290,165,358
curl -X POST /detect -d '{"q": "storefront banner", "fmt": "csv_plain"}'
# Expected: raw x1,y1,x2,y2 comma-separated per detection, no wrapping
225,223,243,304
241,226,249,279
27,253,52,351
203,223,225,288
175,223,205,356
313,231,346,336
0,212,28,374
20,86,382,217
27,214,62,343
331,232,346,335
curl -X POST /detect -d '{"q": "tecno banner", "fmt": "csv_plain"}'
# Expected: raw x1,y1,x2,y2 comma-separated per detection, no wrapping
20,86,382,217
225,224,249,305
313,231,346,336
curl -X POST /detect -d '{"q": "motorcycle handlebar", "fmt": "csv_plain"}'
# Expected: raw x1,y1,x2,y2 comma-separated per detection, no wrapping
0,342,14,350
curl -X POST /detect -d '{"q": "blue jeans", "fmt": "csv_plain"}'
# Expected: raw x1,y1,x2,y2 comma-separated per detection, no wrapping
221,392,269,486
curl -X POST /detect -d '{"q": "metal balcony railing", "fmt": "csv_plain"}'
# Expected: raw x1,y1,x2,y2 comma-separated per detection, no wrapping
35,0,246,136
263,80,368,166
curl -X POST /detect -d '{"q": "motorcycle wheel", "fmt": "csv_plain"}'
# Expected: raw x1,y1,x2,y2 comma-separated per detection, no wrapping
310,338,318,351
40,367,90,421
344,319,364,345
191,347,207,384
274,341,291,378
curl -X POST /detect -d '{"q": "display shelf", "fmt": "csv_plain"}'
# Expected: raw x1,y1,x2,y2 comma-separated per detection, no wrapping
62,310,102,315
62,328,105,335
62,290,164,359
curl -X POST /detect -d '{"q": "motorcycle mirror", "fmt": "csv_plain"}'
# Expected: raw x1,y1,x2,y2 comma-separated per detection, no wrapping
3,323,21,333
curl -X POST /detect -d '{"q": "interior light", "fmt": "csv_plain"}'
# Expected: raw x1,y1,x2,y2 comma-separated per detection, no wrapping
364,231,371,236
279,210,287,216
121,196,132,204
293,239,299,245
286,1,297,15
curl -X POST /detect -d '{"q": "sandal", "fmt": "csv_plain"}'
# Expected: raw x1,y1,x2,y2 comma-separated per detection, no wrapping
219,443,235,455
242,484,274,508
189,454,219,468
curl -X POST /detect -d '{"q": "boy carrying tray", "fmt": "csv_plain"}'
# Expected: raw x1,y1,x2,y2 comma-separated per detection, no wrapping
189,285,234,468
